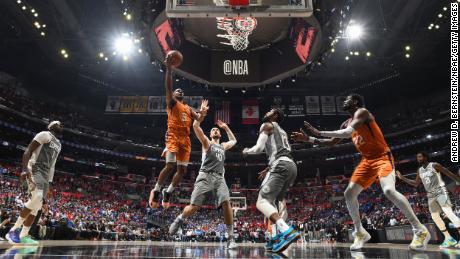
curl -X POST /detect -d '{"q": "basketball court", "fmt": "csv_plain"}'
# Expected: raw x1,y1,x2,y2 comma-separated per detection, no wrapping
0,241,453,258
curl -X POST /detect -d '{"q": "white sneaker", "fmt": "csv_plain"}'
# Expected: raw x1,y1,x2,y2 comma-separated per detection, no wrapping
409,228,431,251
350,230,371,250
227,239,237,249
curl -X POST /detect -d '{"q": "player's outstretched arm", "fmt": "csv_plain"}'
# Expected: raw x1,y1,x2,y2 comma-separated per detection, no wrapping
217,120,237,150
305,109,371,139
242,122,273,155
434,163,460,184
395,170,421,187
291,128,342,147
164,53,174,109
193,102,210,150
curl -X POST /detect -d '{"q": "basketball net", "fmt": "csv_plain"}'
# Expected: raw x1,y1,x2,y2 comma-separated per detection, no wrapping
216,17,257,51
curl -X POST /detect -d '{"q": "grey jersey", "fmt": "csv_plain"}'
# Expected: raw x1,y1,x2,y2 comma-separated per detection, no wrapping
199,142,225,174
28,131,62,182
264,122,293,166
419,162,445,197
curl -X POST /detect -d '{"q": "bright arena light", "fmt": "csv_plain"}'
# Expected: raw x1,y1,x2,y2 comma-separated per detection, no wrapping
346,24,363,40
114,35,134,55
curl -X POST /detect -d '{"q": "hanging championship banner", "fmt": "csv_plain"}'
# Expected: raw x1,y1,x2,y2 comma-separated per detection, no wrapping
288,96,305,117
148,96,165,113
119,96,135,113
336,96,348,115
321,96,336,115
305,96,320,115
189,96,202,111
132,96,149,113
105,96,121,112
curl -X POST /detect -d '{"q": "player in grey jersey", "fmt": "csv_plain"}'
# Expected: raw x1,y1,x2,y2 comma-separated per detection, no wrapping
169,100,238,249
6,121,63,245
242,108,300,254
396,151,460,248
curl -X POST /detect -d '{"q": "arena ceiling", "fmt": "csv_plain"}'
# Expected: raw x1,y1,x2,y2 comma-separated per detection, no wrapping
0,0,449,97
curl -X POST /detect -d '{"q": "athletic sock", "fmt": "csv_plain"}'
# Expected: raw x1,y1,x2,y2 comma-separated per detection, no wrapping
441,229,452,239
226,224,234,240
276,219,290,233
19,226,30,238
153,183,162,192
271,224,278,238
11,216,26,231
166,184,175,193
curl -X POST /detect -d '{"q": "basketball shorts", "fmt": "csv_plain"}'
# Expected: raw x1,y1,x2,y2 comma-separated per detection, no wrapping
351,152,394,189
428,187,452,213
28,170,49,195
259,158,297,203
165,131,191,166
190,171,230,207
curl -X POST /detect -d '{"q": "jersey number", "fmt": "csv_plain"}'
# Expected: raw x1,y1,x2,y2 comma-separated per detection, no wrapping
280,131,291,151
216,153,223,162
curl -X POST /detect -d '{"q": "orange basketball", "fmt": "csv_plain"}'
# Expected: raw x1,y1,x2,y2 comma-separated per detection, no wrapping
167,50,183,68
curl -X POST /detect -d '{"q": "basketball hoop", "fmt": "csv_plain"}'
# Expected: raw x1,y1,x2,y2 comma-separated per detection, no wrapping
216,17,257,51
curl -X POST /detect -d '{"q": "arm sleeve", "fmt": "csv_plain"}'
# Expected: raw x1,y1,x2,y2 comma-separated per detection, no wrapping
244,132,268,154
33,131,51,144
319,126,354,139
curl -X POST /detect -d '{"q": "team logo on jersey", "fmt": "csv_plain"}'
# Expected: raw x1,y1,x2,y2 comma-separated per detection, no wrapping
352,135,365,146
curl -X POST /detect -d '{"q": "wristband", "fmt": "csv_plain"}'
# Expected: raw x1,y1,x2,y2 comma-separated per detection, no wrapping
307,136,317,144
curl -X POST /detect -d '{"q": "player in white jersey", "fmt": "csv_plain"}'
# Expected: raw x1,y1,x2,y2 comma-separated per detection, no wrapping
396,152,460,248
6,121,63,245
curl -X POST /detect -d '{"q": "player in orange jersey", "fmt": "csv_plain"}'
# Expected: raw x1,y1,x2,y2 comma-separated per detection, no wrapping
291,94,430,251
149,52,208,209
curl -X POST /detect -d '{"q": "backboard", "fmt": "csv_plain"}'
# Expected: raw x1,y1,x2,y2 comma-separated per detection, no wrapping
166,0,313,18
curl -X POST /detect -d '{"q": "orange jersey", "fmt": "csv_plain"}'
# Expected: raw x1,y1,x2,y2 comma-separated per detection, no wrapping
167,101,192,136
351,120,390,159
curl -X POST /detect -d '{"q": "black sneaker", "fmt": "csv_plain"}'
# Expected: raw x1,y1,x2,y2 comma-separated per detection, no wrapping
149,190,161,209
162,189,171,209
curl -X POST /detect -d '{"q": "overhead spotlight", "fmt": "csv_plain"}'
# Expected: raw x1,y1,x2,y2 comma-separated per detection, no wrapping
22,5,26,10
346,23,363,40
63,53,69,59
114,35,134,55
291,77,296,83
405,45,411,51
31,9,35,13
40,31,45,36
175,78,179,82
138,49,143,53
60,49,66,55
34,13,38,17
443,7,448,11
435,25,440,29
438,13,443,18
426,134,432,139
112,51,117,56
123,55,129,61
366,52,371,57
34,22,40,29
224,89,229,94
104,57,108,61
405,53,410,59
17,0,21,3
125,14,132,20
241,89,246,94
345,56,349,60
99,52,104,58
331,48,335,53
354,51,359,56
349,51,353,55
42,24,46,28
276,84,280,88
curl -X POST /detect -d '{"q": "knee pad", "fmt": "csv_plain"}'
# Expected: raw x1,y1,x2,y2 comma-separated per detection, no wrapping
256,197,278,218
